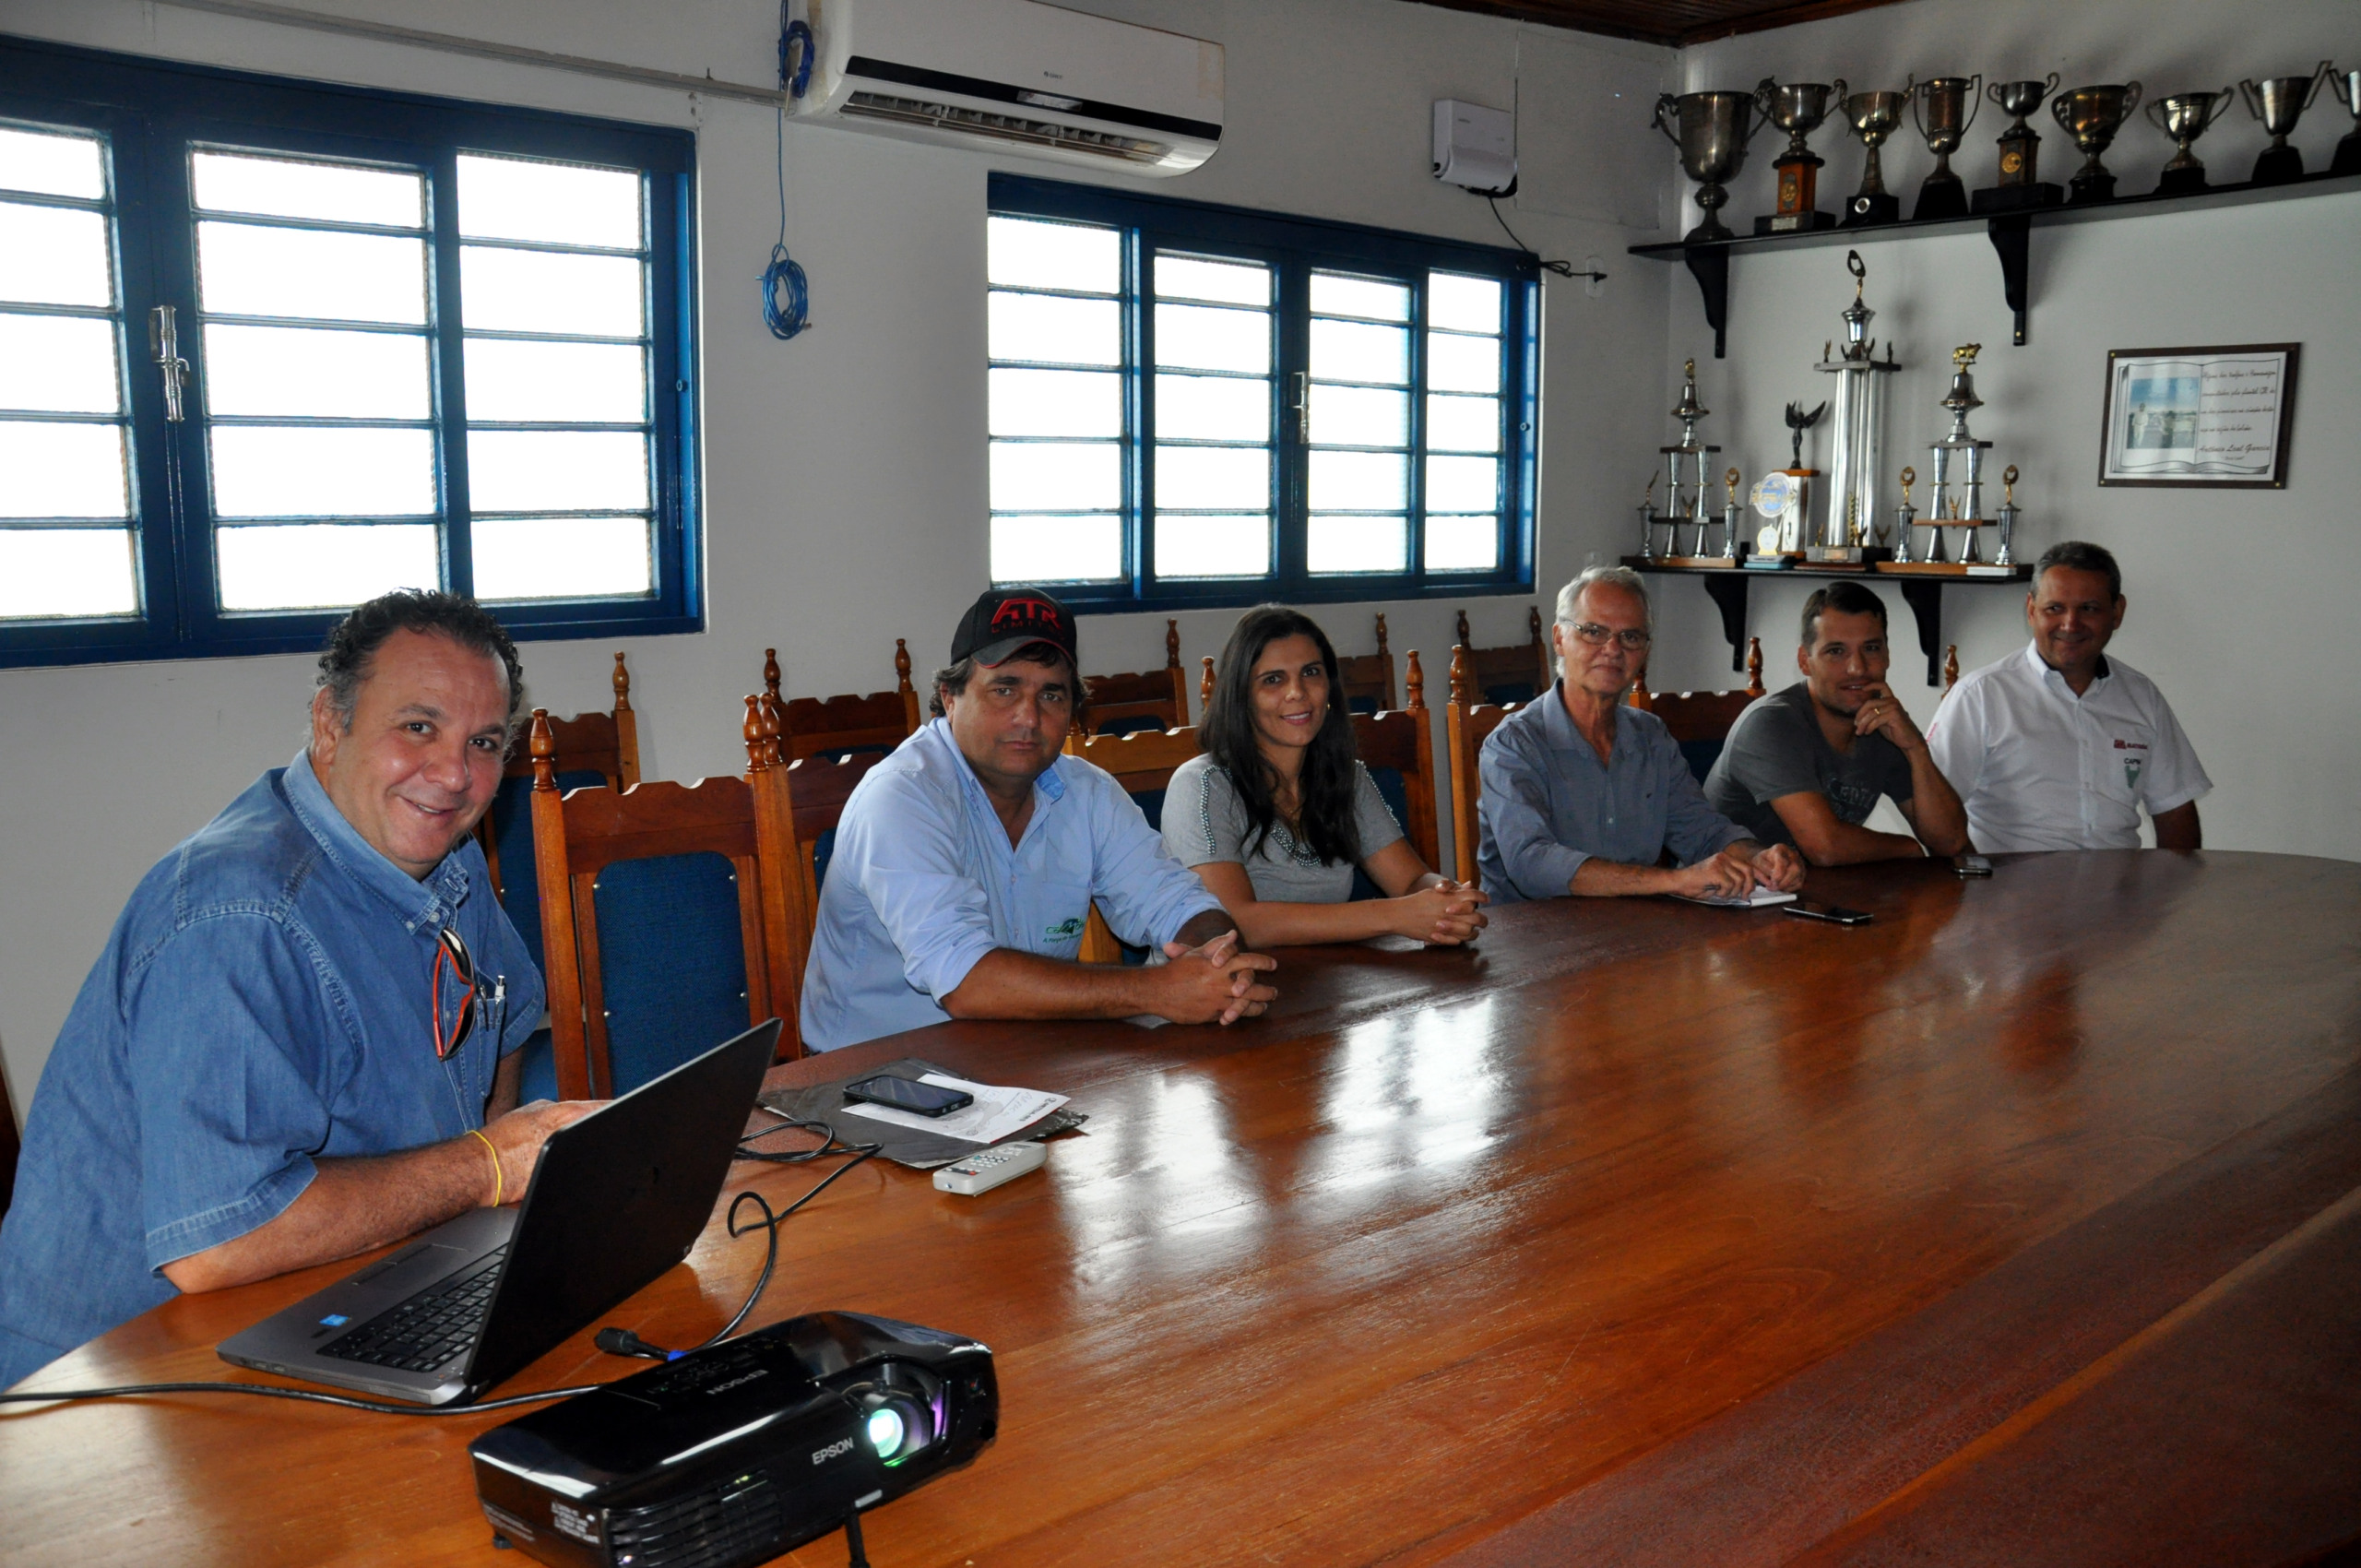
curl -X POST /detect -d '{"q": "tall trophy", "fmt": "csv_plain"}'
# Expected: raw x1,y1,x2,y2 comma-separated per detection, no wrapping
1926,345,1996,566
1811,251,1898,564
1651,359,1722,562
1892,467,1917,564
1840,85,1909,226
2146,89,2235,196
1718,468,1743,561
1995,464,2023,567
2332,67,2361,177
1653,90,1767,241
1908,74,1982,220
1753,77,1846,233
2240,62,2333,184
1973,74,2063,212
2052,81,2143,203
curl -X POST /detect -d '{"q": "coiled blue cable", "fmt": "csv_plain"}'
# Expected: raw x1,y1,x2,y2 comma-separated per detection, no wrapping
763,14,815,340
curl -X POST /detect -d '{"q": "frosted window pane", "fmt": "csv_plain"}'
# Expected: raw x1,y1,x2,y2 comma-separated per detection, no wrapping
1155,255,1268,306
991,514,1122,583
1154,303,1269,374
457,154,639,248
1156,374,1267,442
1426,515,1499,571
1429,272,1502,334
1156,445,1268,510
0,203,113,308
1156,513,1268,578
1310,318,1407,386
990,368,1119,438
0,313,119,413
460,246,642,337
990,440,1120,512
1427,454,1500,513
1308,385,1406,448
203,325,430,419
987,217,1118,294
211,426,435,517
1426,394,1501,453
0,528,136,618
468,430,649,513
464,339,647,423
1311,273,1410,322
197,222,425,325
1309,449,1406,511
0,420,126,517
191,151,422,229
216,522,437,610
989,292,1118,366
473,516,652,600
1427,331,1501,394
0,128,106,201
1307,515,1407,575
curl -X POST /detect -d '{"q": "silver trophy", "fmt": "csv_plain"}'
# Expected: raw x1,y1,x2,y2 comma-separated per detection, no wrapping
2147,89,2236,196
2332,67,2361,177
1753,77,1846,232
1812,251,1899,563
1927,345,1994,564
1909,74,1982,220
2241,62,2333,184
1653,90,1768,242
2052,81,2143,202
1841,86,1909,225
1652,359,1722,557
1995,464,2023,567
1892,467,1917,564
1718,468,1743,561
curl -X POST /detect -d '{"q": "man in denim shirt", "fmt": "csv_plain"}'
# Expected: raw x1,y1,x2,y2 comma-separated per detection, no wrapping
0,592,593,1388
801,588,1279,1051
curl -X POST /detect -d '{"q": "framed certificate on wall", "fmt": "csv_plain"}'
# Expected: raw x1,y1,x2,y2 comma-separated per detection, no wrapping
2097,343,2298,488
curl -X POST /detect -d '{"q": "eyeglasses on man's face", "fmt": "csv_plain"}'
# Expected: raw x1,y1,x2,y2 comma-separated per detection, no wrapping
1567,622,1651,651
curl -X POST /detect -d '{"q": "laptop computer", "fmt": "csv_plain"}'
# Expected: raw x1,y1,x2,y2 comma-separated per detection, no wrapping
219,1019,781,1407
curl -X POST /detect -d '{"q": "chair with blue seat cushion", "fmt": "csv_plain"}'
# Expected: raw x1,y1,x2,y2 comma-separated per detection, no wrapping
1456,606,1550,708
761,643,920,766
1062,723,1204,965
1446,644,1527,890
1626,636,1766,787
1082,619,1190,738
782,749,892,914
528,698,813,1098
478,649,641,947
1336,612,1396,718
1349,648,1443,875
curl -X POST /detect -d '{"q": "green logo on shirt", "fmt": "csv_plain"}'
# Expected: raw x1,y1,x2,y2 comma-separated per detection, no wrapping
1046,916,1085,941
2124,757,2142,791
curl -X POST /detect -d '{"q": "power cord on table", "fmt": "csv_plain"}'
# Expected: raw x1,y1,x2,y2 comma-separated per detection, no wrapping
0,1380,603,1414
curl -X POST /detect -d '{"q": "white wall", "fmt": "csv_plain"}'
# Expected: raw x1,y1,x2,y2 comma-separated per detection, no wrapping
0,0,1675,1116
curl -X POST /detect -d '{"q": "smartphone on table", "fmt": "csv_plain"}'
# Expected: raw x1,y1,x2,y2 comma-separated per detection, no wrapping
840,1074,975,1117
1784,899,1872,926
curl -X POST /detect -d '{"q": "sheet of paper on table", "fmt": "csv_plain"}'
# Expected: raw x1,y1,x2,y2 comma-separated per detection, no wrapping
836,1072,1070,1145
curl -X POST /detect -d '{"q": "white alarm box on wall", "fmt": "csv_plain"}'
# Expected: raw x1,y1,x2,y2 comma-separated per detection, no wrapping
1432,99,1516,195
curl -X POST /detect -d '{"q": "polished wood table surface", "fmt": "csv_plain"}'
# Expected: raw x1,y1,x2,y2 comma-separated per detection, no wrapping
6,850,2359,1567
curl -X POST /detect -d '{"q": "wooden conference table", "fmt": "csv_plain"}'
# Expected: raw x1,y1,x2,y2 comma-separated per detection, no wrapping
6,849,2359,1567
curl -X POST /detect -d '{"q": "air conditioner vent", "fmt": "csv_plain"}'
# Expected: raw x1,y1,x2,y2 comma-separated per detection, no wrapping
841,91,1169,164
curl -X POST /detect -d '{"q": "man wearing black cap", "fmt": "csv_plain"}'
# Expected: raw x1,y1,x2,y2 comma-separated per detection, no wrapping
800,587,1278,1051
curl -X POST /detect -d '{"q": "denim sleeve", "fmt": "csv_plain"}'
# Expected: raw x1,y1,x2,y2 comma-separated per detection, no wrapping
1479,727,1588,899
842,772,1002,1003
1084,771,1226,949
1658,725,1752,866
125,912,346,1272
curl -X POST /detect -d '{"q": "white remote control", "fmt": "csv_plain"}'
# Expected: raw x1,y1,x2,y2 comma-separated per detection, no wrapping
931,1140,1047,1195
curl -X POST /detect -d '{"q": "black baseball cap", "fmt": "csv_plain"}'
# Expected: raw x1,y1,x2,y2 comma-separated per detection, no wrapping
951,587,1078,670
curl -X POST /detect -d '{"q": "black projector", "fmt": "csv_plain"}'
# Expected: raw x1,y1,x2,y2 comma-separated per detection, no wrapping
469,1313,998,1568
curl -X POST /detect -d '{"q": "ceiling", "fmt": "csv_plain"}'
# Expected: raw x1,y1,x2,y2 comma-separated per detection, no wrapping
1406,0,1916,48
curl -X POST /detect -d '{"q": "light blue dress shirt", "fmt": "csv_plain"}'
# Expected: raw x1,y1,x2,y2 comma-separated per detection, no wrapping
1476,683,1751,904
0,753,542,1388
800,719,1224,1051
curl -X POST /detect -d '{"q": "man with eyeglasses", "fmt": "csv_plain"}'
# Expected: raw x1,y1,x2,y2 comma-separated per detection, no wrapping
1927,540,2209,852
1476,565,1805,903
799,586,1278,1051
0,591,592,1390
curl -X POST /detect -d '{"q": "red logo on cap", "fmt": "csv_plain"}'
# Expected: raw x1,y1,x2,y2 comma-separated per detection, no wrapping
991,596,1062,632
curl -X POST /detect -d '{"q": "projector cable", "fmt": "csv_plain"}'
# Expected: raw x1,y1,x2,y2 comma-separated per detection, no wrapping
0,1380,602,1415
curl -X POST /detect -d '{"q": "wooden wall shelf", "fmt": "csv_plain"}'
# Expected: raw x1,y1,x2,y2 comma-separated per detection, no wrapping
1623,556,2031,687
1631,169,2361,353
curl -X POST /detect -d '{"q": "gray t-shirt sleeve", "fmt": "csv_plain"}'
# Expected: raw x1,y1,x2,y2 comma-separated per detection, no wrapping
1161,754,1250,868
1871,733,1918,808
1723,696,1822,805
1350,763,1406,860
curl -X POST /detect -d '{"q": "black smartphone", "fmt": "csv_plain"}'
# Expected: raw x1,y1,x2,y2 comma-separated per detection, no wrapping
1954,854,1994,877
840,1074,975,1117
1785,899,1872,925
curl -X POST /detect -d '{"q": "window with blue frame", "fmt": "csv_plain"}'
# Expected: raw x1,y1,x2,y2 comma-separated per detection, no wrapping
986,173,1537,612
0,39,698,668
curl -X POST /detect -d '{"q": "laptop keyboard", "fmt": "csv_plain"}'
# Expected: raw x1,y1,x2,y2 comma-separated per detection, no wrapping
320,1245,507,1374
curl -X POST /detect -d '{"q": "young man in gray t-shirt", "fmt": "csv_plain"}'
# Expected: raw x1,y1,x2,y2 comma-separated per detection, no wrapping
1703,582,1971,865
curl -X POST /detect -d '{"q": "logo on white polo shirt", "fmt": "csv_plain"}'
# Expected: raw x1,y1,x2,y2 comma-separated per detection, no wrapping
2114,737,2148,791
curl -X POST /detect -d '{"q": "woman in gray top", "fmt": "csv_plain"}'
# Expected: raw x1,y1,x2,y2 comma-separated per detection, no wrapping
1164,606,1487,948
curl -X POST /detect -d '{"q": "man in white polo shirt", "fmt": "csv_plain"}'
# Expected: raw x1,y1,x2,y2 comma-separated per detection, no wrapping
1928,541,2208,852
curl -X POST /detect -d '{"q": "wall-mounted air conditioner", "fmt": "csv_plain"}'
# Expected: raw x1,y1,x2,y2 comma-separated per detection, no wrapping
793,0,1223,176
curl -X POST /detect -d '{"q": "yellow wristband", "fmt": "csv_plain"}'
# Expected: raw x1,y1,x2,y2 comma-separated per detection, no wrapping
469,1127,503,1207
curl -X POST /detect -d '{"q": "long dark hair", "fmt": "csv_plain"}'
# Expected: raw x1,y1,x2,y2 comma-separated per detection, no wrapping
1201,605,1362,864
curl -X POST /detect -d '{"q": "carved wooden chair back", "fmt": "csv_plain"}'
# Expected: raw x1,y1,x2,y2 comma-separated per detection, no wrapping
1083,618,1190,737
1627,636,1767,784
1945,644,1961,690
1062,724,1204,964
1445,645,1526,889
779,749,894,922
1335,612,1397,716
761,642,921,766
1349,649,1442,871
528,698,812,1098
1456,606,1550,707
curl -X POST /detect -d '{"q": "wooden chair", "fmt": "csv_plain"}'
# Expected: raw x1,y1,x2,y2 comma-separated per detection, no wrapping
1446,644,1527,890
1084,619,1190,736
527,696,812,1099
780,749,894,921
1064,724,1204,963
1456,606,1550,707
761,642,921,764
1349,649,1442,872
482,650,642,972
1627,636,1767,785
1336,612,1397,716
1945,644,1961,690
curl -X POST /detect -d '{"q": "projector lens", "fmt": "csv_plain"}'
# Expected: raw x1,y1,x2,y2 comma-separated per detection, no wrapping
866,1406,907,1458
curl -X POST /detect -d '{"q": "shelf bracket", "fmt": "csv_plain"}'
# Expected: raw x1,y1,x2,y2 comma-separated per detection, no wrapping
1700,574,1749,671
1682,245,1729,359
1987,215,2031,346
1897,578,1945,687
